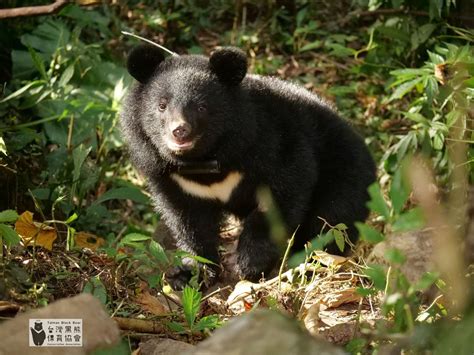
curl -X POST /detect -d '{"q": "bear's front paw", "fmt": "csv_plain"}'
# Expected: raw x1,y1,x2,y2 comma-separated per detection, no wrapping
165,259,218,290
166,264,194,291
236,253,278,282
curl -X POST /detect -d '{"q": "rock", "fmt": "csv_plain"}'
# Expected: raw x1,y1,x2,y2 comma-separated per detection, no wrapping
367,229,434,283
140,338,195,355
319,322,357,345
0,294,120,355
186,309,345,355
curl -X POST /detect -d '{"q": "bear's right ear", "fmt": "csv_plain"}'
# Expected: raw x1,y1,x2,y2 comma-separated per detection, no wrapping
127,44,165,84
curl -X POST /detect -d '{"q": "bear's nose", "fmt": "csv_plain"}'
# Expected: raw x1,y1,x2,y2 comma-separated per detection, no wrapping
172,123,192,141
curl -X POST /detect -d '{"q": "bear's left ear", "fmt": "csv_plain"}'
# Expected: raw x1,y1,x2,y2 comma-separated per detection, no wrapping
127,44,165,84
209,47,247,86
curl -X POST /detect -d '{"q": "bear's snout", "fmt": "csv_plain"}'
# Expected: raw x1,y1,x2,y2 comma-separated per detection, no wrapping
165,120,196,152
172,123,192,142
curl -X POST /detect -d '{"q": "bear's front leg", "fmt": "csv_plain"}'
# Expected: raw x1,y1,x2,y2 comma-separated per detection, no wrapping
236,210,280,281
159,200,222,290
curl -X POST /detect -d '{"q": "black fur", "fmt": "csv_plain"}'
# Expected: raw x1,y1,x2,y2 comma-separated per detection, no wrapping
127,45,165,84
121,45,376,286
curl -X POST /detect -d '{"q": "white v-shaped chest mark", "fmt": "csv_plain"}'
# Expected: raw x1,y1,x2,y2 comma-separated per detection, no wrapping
170,171,243,203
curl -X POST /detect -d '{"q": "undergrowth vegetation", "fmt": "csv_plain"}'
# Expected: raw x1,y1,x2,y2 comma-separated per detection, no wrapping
0,0,472,353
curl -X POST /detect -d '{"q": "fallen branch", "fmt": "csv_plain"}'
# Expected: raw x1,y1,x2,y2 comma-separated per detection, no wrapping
113,317,167,334
0,0,69,19
0,0,102,19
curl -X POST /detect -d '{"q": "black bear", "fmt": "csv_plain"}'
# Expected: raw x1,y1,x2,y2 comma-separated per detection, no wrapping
30,321,46,346
121,45,375,288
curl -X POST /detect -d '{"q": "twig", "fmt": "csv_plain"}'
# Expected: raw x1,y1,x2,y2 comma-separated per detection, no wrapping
201,285,232,302
111,299,125,318
0,0,70,19
278,227,297,290
227,264,325,306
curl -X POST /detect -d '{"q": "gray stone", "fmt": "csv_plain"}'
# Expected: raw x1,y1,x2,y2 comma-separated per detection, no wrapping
0,294,120,355
140,338,195,355
187,309,345,355
367,229,434,283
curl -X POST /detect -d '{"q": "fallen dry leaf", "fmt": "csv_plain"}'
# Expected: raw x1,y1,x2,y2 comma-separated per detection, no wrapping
320,287,361,308
15,211,57,250
303,302,320,336
75,231,105,250
312,251,347,267
0,301,20,316
136,291,168,316
226,280,263,314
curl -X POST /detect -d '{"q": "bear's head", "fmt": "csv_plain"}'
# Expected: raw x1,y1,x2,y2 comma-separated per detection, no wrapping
126,45,252,162
34,321,43,331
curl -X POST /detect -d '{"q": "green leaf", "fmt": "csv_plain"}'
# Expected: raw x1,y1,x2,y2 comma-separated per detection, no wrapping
396,132,416,162
182,286,201,329
392,208,425,232
429,0,443,19
334,223,348,231
333,229,345,253
175,251,217,266
446,110,462,127
355,222,384,244
82,276,107,305
432,132,445,150
193,315,222,331
21,20,70,57
65,213,78,224
0,80,46,103
145,274,162,289
0,137,6,156
356,286,376,297
189,255,217,265
166,321,186,333
389,169,410,215
26,45,47,80
346,338,367,354
95,187,149,205
0,210,19,223
92,339,130,355
427,50,445,65
0,224,21,246
404,111,427,124
464,77,474,88
389,77,423,101
72,145,92,183
390,68,429,78
149,240,169,264
384,248,406,265
425,76,439,102
58,64,75,87
325,43,355,58
367,183,390,219
299,41,322,52
120,233,150,244
365,265,387,290
411,24,437,51
414,272,439,291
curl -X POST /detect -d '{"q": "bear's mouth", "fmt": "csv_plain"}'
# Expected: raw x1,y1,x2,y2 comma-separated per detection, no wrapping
165,137,196,152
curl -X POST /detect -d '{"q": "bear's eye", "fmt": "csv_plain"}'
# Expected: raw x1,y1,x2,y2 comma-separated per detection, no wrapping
158,102,167,112
197,105,207,113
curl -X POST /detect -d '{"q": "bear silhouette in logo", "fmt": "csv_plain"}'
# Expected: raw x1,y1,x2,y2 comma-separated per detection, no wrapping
30,320,46,346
